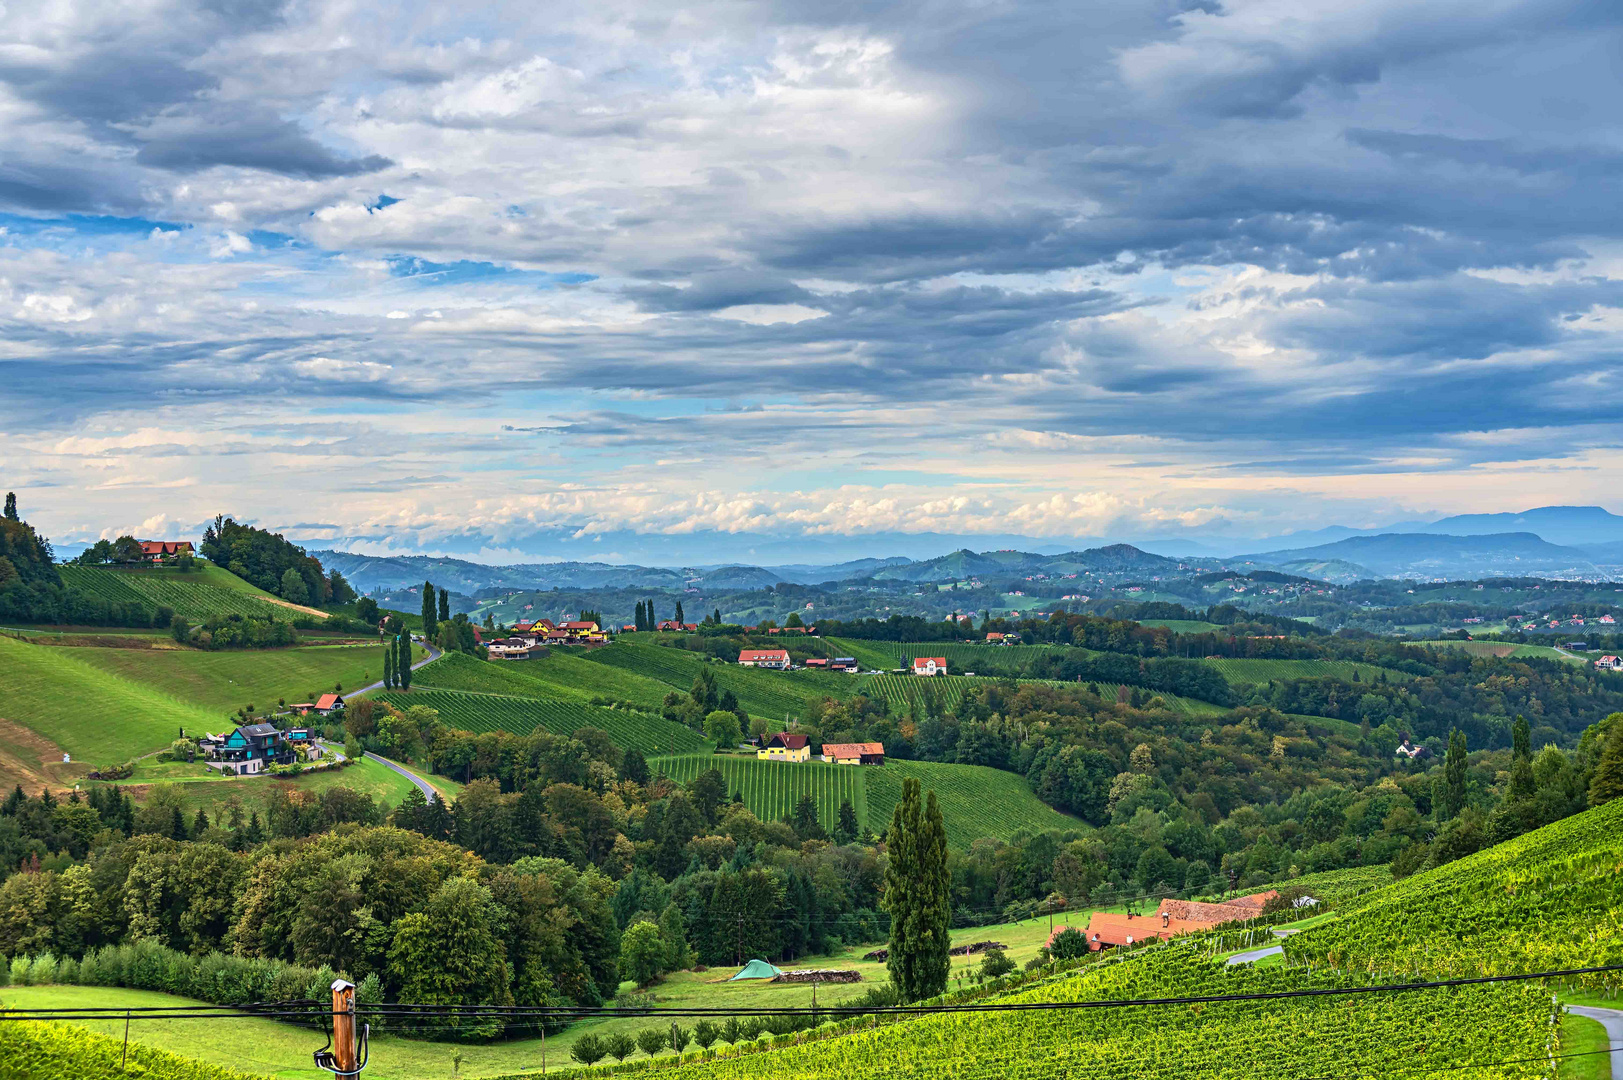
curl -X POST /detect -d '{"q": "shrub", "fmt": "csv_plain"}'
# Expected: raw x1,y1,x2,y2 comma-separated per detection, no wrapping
1050,927,1088,960
636,1027,670,1057
9,956,30,986
693,1019,721,1049
606,1032,637,1061
979,947,1015,979
570,1033,608,1066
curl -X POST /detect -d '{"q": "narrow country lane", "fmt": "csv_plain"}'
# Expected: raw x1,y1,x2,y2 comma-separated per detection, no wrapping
1568,1006,1623,1080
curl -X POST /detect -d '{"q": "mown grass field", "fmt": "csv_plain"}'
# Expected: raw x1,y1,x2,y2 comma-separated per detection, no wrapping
1203,657,1413,686
101,755,424,819
58,564,321,622
68,643,392,716
0,634,218,763
372,688,711,755
867,760,1079,848
818,637,899,671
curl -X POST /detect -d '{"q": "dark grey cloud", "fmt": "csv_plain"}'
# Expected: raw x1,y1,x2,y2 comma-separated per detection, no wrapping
134,105,392,178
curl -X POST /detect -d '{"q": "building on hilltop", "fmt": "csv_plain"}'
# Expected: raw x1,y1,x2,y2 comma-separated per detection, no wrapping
758,733,810,762
911,656,947,676
1079,891,1281,951
137,540,195,562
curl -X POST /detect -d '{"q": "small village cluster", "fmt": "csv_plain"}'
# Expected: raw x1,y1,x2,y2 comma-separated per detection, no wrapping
485,619,607,659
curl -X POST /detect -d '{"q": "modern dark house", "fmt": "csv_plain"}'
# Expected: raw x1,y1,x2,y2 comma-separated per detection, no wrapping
204,722,295,775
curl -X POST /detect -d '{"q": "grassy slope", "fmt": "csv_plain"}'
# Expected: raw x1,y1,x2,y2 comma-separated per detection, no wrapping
372,688,712,755
98,756,422,818
0,635,218,762
867,759,1079,849
414,649,675,709
584,643,855,720
69,643,392,715
1204,657,1414,686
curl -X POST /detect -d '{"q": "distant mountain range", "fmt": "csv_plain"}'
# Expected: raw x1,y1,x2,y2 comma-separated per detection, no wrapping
306,506,1623,591
1231,532,1603,583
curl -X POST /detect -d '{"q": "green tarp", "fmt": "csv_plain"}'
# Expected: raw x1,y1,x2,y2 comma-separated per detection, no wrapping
729,959,784,981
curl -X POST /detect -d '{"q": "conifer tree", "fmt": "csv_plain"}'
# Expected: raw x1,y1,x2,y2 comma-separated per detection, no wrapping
882,777,950,1001
675,600,684,626
1439,729,1468,820
636,601,646,631
439,588,450,623
421,582,438,640
384,645,395,688
2,492,16,521
1509,715,1535,802
1589,725,1623,807
398,633,413,691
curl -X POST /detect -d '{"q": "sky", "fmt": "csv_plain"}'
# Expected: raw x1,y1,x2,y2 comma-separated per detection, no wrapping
3,0,1623,563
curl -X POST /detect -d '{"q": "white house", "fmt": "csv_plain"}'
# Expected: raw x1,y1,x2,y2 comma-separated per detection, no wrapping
911,656,947,677
1596,655,1623,672
739,648,791,670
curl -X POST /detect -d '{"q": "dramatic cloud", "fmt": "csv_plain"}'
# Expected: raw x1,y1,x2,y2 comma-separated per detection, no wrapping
2,0,1622,558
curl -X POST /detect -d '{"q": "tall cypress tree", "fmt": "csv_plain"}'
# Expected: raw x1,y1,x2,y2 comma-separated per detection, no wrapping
882,777,950,1001
636,601,646,631
398,633,413,691
439,588,450,623
1439,729,1467,821
1509,715,1535,802
675,600,684,626
384,645,395,689
421,581,438,641
647,599,657,628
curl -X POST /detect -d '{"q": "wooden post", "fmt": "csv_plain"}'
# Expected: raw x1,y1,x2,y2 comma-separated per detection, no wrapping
332,979,357,1076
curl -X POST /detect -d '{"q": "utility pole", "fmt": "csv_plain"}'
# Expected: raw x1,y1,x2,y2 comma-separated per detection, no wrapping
332,979,357,1076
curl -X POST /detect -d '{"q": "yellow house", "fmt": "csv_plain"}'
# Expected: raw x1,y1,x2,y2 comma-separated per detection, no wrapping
757,733,811,762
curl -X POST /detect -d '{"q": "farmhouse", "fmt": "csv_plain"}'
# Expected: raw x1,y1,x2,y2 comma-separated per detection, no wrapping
202,723,293,776
656,620,698,632
1596,655,1623,671
313,693,344,715
488,637,539,659
830,657,859,672
820,741,885,765
1080,891,1280,951
738,648,791,670
805,658,829,668
758,733,810,762
911,656,947,676
137,540,195,562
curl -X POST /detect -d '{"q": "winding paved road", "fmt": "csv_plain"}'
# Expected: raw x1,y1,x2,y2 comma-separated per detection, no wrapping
1568,1006,1623,1080
347,639,442,696
363,750,440,804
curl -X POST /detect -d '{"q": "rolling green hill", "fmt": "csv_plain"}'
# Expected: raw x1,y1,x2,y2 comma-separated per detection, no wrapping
371,688,711,755
68,643,391,715
858,672,1226,719
58,564,323,623
650,754,1076,848
1287,795,1623,978
583,643,855,720
0,635,218,762
1203,657,1413,686
414,649,675,708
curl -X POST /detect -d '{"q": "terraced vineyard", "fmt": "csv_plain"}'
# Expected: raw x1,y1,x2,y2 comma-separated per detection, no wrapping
58,565,306,623
1203,658,1413,686
1287,795,1623,981
648,941,1554,1080
371,688,711,755
652,754,868,830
